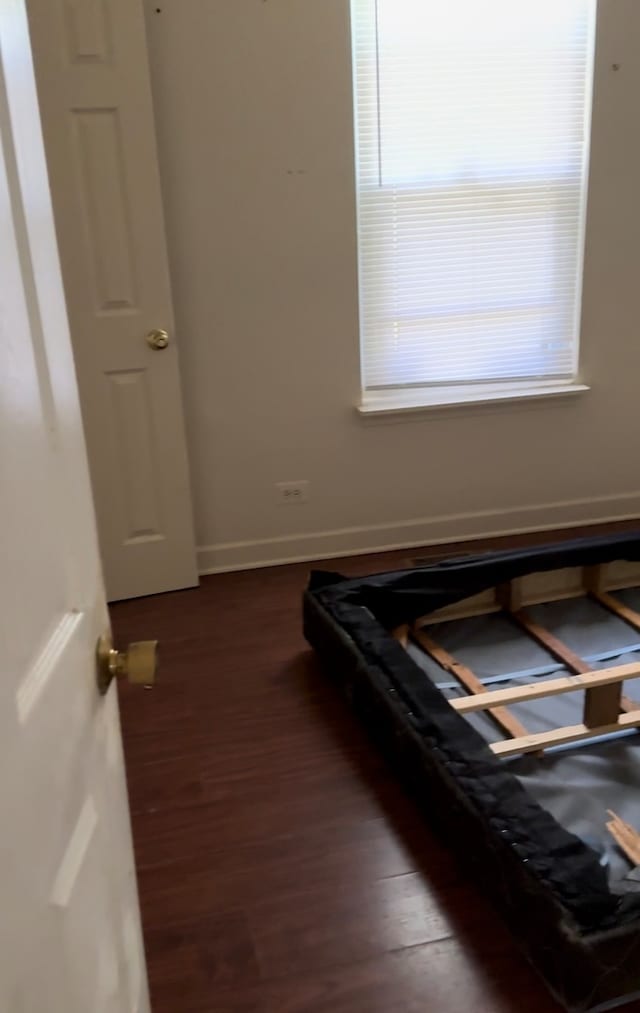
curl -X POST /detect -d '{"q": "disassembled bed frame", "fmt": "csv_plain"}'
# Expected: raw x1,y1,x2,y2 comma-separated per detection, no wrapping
393,562,640,758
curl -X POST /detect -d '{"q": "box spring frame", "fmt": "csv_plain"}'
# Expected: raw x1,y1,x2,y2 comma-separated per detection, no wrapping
303,531,640,1012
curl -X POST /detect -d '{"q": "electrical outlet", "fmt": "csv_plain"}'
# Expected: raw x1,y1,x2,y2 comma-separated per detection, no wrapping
276,480,309,505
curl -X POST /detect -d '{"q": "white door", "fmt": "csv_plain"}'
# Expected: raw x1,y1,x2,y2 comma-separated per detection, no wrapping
0,2,150,1010
25,0,198,602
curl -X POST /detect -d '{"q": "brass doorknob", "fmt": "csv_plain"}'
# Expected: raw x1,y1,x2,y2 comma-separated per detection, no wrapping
96,634,158,694
146,328,170,350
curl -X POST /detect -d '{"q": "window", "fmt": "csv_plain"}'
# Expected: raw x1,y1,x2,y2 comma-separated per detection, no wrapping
352,0,596,411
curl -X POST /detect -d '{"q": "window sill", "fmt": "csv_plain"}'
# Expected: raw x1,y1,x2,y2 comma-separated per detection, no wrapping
358,380,590,418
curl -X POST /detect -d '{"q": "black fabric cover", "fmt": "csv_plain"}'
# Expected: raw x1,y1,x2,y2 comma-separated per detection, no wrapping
303,531,640,1012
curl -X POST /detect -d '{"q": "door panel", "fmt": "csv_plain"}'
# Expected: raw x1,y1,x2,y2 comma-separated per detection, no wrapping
108,369,164,541
0,1,150,1009
73,108,138,312
64,0,112,65
27,0,198,601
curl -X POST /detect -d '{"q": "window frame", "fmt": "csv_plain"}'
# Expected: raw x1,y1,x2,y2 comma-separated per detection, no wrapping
351,0,597,416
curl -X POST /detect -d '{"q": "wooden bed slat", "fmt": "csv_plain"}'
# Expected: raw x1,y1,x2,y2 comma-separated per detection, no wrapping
606,811,640,867
491,708,640,758
584,587,640,717
504,603,623,728
507,607,591,674
392,625,410,649
589,589,640,634
450,661,640,714
410,627,528,741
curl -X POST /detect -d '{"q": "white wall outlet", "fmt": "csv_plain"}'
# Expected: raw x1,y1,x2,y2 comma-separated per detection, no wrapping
276,480,310,505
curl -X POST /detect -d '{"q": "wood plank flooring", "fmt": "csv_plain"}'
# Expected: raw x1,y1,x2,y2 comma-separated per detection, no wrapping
111,525,640,1013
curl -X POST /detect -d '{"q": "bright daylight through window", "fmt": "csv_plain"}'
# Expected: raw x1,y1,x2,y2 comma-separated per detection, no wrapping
352,0,596,411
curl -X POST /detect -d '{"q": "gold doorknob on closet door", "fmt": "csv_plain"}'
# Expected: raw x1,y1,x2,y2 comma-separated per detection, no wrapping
96,634,158,694
146,328,170,350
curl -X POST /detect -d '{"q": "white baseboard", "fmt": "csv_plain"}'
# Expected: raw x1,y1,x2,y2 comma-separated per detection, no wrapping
197,492,640,575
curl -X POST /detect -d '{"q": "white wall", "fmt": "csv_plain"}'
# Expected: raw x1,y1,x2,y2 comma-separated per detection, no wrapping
144,0,640,573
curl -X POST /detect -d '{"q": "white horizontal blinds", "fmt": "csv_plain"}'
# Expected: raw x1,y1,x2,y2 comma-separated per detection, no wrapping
353,0,595,391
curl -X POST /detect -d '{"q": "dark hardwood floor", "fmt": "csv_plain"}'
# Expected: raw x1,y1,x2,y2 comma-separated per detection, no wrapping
111,525,640,1013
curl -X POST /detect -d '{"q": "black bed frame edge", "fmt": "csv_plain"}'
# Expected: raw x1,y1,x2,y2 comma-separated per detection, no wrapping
303,531,640,1012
